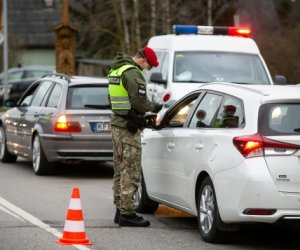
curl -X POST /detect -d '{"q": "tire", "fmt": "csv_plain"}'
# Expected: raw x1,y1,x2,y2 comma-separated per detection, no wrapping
32,134,53,175
197,176,223,243
0,125,17,163
134,172,159,213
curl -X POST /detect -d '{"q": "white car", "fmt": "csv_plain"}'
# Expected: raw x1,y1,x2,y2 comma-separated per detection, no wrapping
135,83,300,242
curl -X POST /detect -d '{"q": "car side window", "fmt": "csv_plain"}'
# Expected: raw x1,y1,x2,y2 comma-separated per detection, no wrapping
189,93,223,128
160,52,169,81
47,83,62,108
31,81,53,107
163,93,200,128
145,50,165,82
214,96,244,128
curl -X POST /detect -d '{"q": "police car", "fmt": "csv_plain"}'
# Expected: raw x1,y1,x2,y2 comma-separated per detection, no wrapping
145,25,287,107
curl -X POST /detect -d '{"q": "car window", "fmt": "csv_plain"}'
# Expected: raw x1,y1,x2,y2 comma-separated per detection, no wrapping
9,71,23,80
145,50,165,82
47,83,62,108
214,96,244,128
189,93,223,128
173,51,270,84
162,93,200,128
30,81,53,107
66,85,109,109
26,70,53,78
259,103,300,135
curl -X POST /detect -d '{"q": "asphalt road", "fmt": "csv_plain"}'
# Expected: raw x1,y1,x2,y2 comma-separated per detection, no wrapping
1,158,300,250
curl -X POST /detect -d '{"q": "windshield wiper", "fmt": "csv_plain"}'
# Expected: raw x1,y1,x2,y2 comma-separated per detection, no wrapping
84,104,111,109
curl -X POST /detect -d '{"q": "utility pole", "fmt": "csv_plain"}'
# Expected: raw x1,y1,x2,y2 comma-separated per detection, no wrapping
2,0,8,104
207,0,212,26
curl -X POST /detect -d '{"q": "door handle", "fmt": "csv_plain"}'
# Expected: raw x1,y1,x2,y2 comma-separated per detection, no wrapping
195,143,204,151
167,142,175,150
34,113,39,118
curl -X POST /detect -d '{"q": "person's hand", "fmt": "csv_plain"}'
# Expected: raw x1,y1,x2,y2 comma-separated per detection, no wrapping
127,120,138,134
153,104,163,113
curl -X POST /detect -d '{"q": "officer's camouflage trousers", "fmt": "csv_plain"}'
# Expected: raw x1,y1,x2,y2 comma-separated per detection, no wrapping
111,125,141,215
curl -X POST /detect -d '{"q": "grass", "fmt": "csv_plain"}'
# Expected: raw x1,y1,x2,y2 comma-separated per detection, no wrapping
0,106,9,112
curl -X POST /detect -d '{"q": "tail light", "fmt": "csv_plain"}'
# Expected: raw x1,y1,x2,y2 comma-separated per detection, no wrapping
54,115,81,133
233,133,300,158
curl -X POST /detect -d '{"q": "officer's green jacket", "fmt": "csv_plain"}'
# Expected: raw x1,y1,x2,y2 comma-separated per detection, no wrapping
108,53,157,128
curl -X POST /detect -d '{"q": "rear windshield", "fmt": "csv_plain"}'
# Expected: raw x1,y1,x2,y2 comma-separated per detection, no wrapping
259,103,300,135
173,51,270,84
66,85,109,109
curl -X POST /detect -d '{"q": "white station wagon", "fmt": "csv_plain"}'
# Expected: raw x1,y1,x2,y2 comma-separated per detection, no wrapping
135,83,300,242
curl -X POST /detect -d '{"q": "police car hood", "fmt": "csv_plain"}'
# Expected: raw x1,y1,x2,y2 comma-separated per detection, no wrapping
169,82,204,101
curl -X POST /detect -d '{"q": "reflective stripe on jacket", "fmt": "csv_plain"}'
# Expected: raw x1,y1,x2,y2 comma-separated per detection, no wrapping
108,64,140,110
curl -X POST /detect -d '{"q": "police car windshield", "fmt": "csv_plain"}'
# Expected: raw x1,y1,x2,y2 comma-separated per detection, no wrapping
173,52,270,85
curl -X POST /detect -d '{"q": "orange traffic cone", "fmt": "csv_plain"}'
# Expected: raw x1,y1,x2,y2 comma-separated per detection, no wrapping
57,187,92,245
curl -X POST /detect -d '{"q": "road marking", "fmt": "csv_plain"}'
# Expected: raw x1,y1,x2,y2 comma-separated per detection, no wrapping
0,197,91,250
0,204,26,222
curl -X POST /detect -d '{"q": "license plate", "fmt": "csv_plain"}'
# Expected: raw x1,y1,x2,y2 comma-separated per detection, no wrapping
90,121,111,133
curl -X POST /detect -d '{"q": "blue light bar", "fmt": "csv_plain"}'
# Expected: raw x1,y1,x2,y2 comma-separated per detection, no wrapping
172,25,252,37
173,25,214,35
173,25,198,34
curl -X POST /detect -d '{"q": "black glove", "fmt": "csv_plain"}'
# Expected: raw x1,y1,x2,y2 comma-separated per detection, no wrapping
127,110,146,133
127,120,139,134
144,114,157,128
153,103,163,113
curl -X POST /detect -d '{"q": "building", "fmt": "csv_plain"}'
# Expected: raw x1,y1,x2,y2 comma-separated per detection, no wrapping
8,0,61,66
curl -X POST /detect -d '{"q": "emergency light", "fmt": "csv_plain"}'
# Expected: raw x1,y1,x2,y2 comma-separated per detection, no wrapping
173,25,252,37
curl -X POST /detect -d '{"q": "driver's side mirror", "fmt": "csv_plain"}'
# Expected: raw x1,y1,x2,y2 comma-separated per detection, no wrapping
150,72,167,85
274,75,287,85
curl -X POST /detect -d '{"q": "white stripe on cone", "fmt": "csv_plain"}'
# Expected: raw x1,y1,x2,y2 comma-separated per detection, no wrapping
69,199,82,210
63,220,85,232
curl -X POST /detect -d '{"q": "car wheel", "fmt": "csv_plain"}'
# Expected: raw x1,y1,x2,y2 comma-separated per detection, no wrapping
0,125,17,163
134,172,159,213
197,176,222,243
32,134,53,175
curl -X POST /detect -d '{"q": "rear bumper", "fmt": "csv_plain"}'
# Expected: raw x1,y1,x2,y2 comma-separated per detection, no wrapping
40,133,113,162
214,157,300,224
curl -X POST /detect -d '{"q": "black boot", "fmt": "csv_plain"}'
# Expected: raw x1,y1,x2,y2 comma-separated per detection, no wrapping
119,213,150,227
114,209,120,223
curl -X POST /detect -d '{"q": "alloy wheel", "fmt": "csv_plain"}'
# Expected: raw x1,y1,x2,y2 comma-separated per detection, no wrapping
0,127,5,158
199,184,215,234
32,136,41,173
134,182,142,208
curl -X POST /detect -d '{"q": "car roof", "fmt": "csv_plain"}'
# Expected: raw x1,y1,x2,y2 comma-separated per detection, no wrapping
148,35,260,54
39,75,108,86
69,76,108,86
197,83,300,103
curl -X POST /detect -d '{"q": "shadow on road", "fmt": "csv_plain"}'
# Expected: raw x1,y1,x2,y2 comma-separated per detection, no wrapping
12,158,114,179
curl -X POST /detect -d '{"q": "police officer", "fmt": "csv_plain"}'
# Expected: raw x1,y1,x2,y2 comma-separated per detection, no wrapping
108,47,162,227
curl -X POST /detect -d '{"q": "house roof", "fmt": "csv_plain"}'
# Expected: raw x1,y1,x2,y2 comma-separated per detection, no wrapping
8,0,61,48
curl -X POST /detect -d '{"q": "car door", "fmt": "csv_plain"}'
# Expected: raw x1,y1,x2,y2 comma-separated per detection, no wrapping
142,92,203,206
19,80,54,156
4,82,39,155
164,92,224,209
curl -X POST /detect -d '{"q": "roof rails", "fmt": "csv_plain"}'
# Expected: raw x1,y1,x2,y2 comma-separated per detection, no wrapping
42,73,72,83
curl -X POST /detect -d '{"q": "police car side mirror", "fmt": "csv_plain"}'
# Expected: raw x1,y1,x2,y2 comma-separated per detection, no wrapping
274,75,287,85
150,72,167,85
